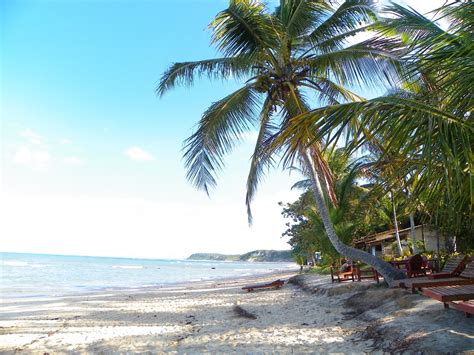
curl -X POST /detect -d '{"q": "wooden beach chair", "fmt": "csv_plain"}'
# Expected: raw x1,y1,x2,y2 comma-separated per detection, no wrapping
449,300,474,318
406,254,426,278
398,261,474,293
330,261,358,283
427,254,468,279
422,285,474,317
356,266,380,284
396,256,469,290
242,279,284,292
422,285,474,303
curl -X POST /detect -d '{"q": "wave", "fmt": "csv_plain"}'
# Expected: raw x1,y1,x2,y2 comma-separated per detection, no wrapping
31,264,50,268
3,261,29,267
112,265,143,269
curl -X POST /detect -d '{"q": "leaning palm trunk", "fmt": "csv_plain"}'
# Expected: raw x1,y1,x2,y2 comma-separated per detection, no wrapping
302,151,406,285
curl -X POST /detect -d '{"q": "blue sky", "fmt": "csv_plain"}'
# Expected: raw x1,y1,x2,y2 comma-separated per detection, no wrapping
1,0,445,259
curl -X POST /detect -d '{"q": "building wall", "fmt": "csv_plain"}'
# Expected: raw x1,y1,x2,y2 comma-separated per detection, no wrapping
374,226,446,258
420,227,446,252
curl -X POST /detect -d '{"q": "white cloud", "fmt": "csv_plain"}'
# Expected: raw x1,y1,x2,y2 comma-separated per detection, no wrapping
19,129,42,145
63,156,84,166
125,146,155,162
13,146,51,170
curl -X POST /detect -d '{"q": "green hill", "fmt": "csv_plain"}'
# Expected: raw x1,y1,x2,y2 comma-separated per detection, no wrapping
186,253,240,261
187,250,292,262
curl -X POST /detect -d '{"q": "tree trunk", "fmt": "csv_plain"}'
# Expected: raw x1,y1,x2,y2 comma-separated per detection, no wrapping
409,212,418,254
404,184,418,254
390,191,403,255
302,151,406,285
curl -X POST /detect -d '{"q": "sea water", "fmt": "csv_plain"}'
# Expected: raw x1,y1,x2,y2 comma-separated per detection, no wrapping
0,252,296,298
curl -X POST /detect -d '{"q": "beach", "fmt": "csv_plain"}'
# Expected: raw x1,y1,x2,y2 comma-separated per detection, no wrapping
1,271,473,353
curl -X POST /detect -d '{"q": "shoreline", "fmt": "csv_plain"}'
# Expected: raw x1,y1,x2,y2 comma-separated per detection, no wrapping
1,271,473,353
0,266,299,301
1,252,297,300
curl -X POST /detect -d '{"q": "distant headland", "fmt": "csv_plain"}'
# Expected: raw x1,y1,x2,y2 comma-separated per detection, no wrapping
186,250,293,262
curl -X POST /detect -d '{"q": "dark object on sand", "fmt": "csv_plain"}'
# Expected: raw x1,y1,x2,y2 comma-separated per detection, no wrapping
233,305,257,319
242,279,284,292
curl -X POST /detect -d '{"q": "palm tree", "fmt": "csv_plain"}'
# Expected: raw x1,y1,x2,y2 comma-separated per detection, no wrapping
274,2,473,249
285,148,405,264
284,149,355,264
158,0,407,282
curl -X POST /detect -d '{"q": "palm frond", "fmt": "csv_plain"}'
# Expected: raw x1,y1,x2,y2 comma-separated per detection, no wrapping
245,95,279,224
303,76,364,105
291,179,312,190
300,38,404,89
307,0,378,45
303,24,374,54
210,0,278,57
277,0,330,37
273,95,473,215
183,85,261,194
157,57,254,96
375,3,446,46
292,97,469,149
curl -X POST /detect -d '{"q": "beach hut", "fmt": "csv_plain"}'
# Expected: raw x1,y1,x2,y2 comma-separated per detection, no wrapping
354,225,446,258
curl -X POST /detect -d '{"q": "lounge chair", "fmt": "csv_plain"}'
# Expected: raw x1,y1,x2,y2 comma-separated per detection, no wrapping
330,261,358,283
422,285,474,316
449,300,474,318
422,285,474,302
242,279,284,292
357,266,380,284
399,261,474,293
427,254,468,279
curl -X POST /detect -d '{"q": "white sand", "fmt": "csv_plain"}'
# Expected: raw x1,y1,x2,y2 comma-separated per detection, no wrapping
1,272,473,353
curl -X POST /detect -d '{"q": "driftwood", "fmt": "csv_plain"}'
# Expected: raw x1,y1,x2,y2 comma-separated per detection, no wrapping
233,304,257,319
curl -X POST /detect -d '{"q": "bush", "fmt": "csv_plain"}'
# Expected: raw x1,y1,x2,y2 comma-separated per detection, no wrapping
305,265,332,275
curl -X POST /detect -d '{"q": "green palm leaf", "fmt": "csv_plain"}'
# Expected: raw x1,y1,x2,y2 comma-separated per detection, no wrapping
276,0,330,37
307,0,378,44
302,76,364,105
157,57,254,97
183,85,261,194
210,0,278,57
300,38,404,89
246,94,279,224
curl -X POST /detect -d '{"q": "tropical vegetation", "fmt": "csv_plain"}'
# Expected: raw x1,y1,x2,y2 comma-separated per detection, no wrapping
275,2,473,255
159,0,473,284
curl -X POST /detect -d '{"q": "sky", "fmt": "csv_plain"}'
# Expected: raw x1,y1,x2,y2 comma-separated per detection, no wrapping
0,0,446,260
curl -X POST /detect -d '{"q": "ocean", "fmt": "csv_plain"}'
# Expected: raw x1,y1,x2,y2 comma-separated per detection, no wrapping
0,252,296,298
